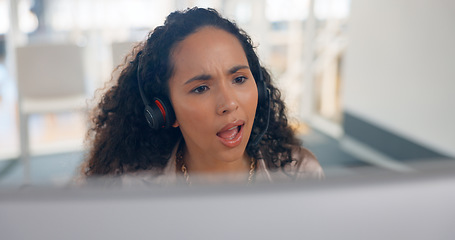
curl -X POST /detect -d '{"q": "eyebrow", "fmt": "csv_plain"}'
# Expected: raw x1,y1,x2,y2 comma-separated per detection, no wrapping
228,65,250,75
184,65,250,85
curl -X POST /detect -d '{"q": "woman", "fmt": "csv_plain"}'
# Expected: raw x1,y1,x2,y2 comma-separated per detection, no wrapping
80,7,323,185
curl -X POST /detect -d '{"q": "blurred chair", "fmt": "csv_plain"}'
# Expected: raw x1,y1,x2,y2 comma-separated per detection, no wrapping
15,43,88,183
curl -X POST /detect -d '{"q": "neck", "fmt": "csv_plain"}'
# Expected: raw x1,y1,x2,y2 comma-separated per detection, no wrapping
176,144,256,185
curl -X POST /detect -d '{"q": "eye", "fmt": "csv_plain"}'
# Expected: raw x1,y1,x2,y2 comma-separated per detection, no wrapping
233,76,247,84
192,85,209,94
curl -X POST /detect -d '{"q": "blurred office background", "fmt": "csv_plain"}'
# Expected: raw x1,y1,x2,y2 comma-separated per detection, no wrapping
0,0,454,187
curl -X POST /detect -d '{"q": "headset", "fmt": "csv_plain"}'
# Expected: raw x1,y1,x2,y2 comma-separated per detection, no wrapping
136,51,176,129
137,51,270,146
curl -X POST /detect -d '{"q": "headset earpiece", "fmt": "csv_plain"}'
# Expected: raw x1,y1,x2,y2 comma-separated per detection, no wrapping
144,104,162,129
142,98,175,130
155,97,175,129
137,51,175,130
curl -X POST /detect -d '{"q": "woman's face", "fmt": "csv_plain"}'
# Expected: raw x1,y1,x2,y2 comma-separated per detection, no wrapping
168,26,258,169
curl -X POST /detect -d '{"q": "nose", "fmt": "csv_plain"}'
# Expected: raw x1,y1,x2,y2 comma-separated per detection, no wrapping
216,84,239,115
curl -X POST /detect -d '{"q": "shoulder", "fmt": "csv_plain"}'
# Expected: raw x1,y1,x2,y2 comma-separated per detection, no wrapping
119,142,181,187
282,146,324,180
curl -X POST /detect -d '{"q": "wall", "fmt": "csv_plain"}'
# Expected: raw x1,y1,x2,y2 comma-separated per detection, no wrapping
343,0,455,157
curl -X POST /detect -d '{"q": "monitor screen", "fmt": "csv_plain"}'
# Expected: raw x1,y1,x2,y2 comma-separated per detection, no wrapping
1,160,454,240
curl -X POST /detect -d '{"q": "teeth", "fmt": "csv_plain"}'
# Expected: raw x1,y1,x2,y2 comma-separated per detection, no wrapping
226,126,238,140
217,125,240,140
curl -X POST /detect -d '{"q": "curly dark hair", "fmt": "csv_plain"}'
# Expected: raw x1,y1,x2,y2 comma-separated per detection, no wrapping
82,7,301,177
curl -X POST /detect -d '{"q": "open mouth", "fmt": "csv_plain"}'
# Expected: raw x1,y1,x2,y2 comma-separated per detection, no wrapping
216,125,242,140
216,122,245,148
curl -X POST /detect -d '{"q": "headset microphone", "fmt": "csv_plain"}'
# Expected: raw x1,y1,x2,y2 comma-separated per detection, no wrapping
249,66,271,147
249,87,270,147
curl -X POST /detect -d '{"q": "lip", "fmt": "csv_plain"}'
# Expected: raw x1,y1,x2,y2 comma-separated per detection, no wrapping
216,120,245,148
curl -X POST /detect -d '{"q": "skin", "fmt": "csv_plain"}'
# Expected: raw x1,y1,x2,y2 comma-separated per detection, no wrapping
168,26,258,176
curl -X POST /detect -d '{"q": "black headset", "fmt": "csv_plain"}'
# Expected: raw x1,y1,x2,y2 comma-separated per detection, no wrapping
136,51,176,129
137,51,270,146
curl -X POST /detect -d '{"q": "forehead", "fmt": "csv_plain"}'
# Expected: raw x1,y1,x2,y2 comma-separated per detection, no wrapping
170,26,249,72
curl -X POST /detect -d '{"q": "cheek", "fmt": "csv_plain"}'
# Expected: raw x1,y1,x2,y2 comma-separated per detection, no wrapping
243,83,259,117
173,97,212,131
169,81,209,129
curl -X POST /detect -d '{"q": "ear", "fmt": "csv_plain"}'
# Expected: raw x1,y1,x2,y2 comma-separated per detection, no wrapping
172,119,180,128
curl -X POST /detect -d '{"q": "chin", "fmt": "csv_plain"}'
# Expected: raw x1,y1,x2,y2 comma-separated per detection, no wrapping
223,139,250,162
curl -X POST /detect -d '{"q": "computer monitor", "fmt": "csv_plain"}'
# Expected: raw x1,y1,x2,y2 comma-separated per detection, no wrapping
1,160,454,240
